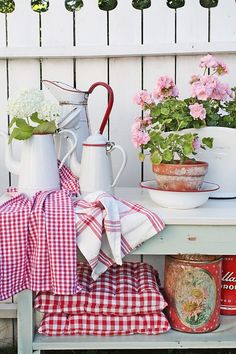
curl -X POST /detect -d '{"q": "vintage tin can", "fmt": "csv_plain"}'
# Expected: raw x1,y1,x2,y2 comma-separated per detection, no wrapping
164,255,222,333
221,255,236,315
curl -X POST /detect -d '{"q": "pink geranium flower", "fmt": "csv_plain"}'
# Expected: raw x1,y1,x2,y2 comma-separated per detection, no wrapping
189,103,206,120
192,138,201,151
133,89,154,108
215,60,229,76
199,54,218,69
153,75,179,101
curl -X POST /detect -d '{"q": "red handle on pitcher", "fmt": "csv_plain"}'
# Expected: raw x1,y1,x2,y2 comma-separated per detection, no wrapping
87,82,114,134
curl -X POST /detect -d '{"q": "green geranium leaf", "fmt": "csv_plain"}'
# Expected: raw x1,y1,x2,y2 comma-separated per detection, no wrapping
162,149,173,162
33,121,57,134
161,107,170,115
8,127,33,144
183,142,193,156
202,137,213,148
151,151,162,165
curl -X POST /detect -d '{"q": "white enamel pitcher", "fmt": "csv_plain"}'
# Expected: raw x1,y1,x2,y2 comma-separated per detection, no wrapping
74,132,127,196
0,129,77,198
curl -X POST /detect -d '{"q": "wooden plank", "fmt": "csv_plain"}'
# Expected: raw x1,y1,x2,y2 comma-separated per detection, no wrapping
17,290,33,354
143,0,175,44
6,0,38,47
32,316,236,350
210,0,236,42
0,14,6,47
75,0,107,45
1,41,236,59
41,0,73,47
109,57,141,187
0,304,17,318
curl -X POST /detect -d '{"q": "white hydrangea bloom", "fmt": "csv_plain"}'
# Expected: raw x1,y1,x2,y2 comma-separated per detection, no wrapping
8,88,60,122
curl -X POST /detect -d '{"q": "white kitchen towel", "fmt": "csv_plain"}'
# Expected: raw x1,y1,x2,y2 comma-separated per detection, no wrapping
74,191,165,280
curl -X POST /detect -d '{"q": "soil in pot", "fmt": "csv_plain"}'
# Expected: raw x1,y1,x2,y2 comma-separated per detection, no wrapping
152,160,208,192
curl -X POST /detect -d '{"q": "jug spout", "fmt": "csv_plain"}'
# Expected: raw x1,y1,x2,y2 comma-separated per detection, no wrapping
0,130,20,175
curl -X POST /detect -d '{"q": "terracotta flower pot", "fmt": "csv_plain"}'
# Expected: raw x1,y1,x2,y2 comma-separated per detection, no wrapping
152,161,208,192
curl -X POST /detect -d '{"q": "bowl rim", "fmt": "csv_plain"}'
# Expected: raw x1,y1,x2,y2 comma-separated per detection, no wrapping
140,180,220,193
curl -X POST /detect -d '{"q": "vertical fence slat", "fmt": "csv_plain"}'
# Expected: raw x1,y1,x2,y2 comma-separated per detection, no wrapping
7,0,39,47
41,0,73,47
143,1,175,44
0,15,6,47
76,0,107,45
109,4,141,187
75,1,107,137
211,0,236,42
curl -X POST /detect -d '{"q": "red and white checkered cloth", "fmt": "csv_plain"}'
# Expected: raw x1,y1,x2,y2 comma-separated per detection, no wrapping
0,165,80,300
38,312,170,336
34,262,168,315
74,192,165,280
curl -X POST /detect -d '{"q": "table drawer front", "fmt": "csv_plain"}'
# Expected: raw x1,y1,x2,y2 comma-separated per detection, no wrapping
133,225,236,255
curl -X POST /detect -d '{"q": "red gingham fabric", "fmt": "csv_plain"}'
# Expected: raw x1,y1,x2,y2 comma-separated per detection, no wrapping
38,312,170,336
0,178,80,300
74,191,165,280
34,262,168,315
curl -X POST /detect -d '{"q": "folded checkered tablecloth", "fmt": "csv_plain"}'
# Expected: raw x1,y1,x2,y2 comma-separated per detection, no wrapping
0,165,80,300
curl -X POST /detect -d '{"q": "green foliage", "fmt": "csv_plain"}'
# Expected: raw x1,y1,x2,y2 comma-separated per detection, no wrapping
98,0,117,11
166,0,185,9
9,112,57,144
65,0,83,12
200,0,218,8
31,0,49,12
132,0,151,10
0,0,15,13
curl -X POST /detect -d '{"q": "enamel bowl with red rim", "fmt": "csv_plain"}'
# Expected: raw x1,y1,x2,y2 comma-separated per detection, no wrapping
140,180,220,209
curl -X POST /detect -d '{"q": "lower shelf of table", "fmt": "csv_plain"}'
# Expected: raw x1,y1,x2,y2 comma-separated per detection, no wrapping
33,315,236,350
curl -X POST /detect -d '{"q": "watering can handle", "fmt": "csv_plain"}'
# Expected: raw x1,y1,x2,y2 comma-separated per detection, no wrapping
87,82,114,134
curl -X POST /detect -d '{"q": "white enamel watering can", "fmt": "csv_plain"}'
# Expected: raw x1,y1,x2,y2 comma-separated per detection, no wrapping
0,129,77,198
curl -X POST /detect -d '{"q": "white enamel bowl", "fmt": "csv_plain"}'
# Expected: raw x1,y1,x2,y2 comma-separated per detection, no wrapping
140,180,220,209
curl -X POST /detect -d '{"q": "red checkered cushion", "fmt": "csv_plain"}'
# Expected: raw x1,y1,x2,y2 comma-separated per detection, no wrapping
34,262,167,315
38,312,170,336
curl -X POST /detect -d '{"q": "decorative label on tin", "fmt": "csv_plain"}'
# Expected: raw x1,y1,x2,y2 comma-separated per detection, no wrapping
164,255,222,333
174,267,216,327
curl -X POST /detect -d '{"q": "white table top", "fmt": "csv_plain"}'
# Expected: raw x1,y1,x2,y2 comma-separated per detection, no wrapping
116,187,236,226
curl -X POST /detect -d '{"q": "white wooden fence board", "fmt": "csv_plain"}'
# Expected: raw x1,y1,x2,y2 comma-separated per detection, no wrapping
143,56,175,181
75,0,107,45
0,61,9,193
177,0,208,43
143,1,175,44
109,57,141,187
211,0,236,42
176,55,202,99
42,59,74,87
6,0,38,47
41,0,73,47
0,14,6,47
109,2,141,45
75,58,108,137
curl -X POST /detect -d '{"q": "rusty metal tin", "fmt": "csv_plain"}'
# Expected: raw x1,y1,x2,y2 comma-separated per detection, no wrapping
164,255,222,333
221,255,236,315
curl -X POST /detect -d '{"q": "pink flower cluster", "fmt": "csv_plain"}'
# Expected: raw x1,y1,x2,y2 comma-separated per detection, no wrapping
189,103,206,120
153,76,179,101
131,116,151,148
191,75,232,101
199,54,229,75
133,89,154,108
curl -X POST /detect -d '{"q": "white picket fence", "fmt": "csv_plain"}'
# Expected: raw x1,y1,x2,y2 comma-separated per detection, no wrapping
0,0,236,347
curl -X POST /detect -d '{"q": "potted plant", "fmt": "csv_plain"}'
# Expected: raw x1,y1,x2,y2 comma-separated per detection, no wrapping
131,76,213,191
